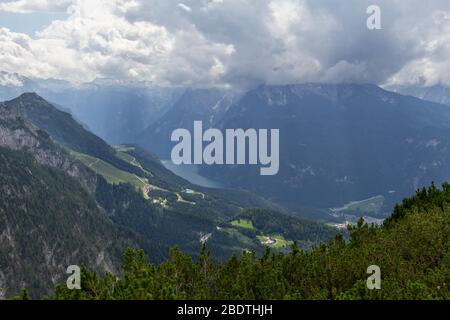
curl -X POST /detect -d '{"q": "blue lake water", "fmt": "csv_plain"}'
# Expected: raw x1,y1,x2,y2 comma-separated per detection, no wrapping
161,160,223,189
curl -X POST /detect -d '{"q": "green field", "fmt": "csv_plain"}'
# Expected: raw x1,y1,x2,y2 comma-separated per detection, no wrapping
115,150,136,164
176,192,196,205
114,147,153,176
347,196,384,213
334,195,385,214
230,219,255,230
257,234,292,248
114,145,135,153
71,151,148,191
183,188,206,199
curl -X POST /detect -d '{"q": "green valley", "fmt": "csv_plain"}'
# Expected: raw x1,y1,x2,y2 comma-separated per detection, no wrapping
0,93,338,298
71,151,148,190
50,183,450,300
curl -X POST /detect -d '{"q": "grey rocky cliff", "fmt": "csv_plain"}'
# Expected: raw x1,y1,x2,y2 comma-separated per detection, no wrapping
0,103,98,193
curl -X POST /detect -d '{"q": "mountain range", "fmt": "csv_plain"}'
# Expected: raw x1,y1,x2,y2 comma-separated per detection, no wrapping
137,88,239,158
0,92,337,298
137,83,450,221
2,71,450,298
3,72,450,223
387,84,450,107
0,71,183,145
206,84,450,208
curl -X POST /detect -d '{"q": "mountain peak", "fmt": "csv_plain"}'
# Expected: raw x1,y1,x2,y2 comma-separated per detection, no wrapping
386,84,450,106
7,92,51,107
17,92,45,100
251,83,388,107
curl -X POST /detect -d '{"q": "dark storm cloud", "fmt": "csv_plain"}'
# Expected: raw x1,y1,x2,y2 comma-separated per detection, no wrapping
1,0,450,87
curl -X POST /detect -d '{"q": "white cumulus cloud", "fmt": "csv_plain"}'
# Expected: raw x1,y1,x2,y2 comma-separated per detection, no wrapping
0,0,450,88
0,0,72,13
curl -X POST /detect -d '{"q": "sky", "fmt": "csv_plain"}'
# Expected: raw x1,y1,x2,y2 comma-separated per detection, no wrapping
0,0,450,88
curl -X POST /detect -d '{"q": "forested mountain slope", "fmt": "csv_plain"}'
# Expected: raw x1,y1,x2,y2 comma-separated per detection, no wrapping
0,93,337,298
200,84,450,215
52,183,450,300
0,100,161,298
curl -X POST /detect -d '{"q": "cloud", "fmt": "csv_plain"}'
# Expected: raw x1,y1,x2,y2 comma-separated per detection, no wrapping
0,0,175,83
385,10,450,87
0,0,72,13
177,3,192,13
0,71,24,86
0,0,450,87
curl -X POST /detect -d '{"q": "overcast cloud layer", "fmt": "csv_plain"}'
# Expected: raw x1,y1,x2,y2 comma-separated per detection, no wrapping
0,0,450,88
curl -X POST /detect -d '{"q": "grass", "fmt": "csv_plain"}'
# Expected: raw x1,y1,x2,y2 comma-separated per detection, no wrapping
114,145,135,153
176,192,196,205
183,188,206,199
223,221,292,250
332,195,385,215
114,147,153,176
115,150,136,164
230,219,255,230
257,234,292,248
71,151,148,191
345,196,384,214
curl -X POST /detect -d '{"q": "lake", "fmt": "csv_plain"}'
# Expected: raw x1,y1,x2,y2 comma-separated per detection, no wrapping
161,160,223,189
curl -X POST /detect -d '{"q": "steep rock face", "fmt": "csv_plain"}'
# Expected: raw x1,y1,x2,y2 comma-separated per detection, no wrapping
0,146,130,298
0,97,140,298
0,100,98,193
0,270,6,298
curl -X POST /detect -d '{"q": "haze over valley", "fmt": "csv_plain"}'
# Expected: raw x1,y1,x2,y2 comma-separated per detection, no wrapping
1,0,450,300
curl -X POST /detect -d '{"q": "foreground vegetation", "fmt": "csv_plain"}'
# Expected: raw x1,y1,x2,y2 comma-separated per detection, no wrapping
50,183,450,300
